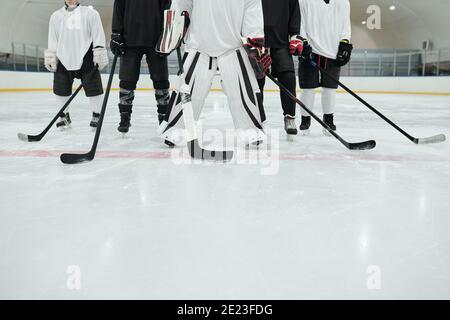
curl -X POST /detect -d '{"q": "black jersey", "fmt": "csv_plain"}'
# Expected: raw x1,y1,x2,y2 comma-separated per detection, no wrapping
112,0,171,48
261,0,301,48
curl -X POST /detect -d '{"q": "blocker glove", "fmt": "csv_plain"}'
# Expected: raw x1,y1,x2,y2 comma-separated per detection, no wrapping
243,37,272,79
336,40,353,66
110,33,126,57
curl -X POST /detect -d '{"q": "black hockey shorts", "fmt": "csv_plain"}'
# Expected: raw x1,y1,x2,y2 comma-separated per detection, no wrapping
53,48,103,97
298,53,341,89
269,47,295,76
119,47,169,91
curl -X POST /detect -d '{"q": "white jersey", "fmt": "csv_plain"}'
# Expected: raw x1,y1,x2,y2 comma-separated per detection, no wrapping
48,6,106,71
171,0,264,57
299,0,351,59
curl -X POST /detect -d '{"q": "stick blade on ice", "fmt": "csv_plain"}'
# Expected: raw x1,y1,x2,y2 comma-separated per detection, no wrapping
348,140,377,151
416,134,446,145
60,152,94,165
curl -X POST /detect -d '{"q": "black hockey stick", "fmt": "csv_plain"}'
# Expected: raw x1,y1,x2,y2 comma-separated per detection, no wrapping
175,48,233,162
16,68,96,142
267,73,376,150
60,55,118,164
309,59,446,145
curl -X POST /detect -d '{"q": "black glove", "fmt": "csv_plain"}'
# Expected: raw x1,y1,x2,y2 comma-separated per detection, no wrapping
300,39,313,62
110,33,126,57
336,41,353,67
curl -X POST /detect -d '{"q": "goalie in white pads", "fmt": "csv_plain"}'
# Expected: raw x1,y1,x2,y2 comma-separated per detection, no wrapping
157,0,272,147
45,0,108,129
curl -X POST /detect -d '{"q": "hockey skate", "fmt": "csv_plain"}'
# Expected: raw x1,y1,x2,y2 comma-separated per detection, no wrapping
90,112,100,130
56,112,71,130
284,115,298,141
118,112,131,137
299,116,311,136
323,113,336,136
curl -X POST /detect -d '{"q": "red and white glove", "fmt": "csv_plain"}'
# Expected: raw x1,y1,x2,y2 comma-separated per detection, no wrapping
243,37,272,79
289,35,304,56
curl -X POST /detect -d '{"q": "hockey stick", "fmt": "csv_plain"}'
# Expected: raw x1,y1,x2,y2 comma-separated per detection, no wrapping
175,48,234,162
17,67,98,142
60,55,118,164
267,73,376,150
309,59,446,145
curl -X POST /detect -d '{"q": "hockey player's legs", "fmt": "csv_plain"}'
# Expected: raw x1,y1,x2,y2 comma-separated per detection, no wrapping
145,49,170,124
217,48,265,146
118,48,144,133
320,58,340,133
270,48,297,136
53,62,74,129
76,48,104,129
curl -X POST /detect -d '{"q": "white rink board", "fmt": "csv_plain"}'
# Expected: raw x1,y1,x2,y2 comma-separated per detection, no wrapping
1,70,450,94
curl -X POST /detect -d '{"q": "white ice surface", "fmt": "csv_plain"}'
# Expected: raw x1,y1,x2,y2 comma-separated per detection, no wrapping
0,88,450,299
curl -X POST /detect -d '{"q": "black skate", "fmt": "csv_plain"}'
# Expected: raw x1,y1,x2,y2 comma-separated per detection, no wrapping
56,112,71,130
118,112,131,135
323,113,336,136
299,116,311,136
90,112,100,130
284,115,298,140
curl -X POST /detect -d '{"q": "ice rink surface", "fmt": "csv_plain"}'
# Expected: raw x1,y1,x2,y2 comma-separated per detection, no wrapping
0,88,449,299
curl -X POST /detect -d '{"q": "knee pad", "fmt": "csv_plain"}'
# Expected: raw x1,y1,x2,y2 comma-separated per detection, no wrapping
119,88,135,113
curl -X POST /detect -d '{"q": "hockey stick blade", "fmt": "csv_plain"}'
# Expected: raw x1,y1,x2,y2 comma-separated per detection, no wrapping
347,140,377,150
188,139,234,162
17,133,35,142
415,134,446,145
60,152,94,165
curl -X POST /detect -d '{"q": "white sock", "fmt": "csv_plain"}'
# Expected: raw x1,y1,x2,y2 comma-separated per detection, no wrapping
56,95,70,113
89,95,103,114
322,88,336,115
300,89,316,117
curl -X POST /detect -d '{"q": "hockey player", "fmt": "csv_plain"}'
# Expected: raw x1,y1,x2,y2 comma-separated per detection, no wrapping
298,0,353,134
110,0,171,135
157,0,271,147
257,0,311,138
45,0,108,129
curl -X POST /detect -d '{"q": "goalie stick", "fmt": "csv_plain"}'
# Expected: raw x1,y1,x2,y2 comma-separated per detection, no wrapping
309,59,446,145
60,55,118,164
267,73,376,151
175,48,233,162
17,67,98,142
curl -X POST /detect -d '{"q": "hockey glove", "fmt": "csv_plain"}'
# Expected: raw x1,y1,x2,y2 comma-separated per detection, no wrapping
44,49,58,72
93,47,109,70
336,40,353,66
289,35,304,56
243,38,272,79
299,39,313,62
110,33,126,57
156,10,190,56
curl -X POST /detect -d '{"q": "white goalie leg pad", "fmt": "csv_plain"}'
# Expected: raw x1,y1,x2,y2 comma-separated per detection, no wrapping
160,50,217,142
217,47,266,143
156,10,189,55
